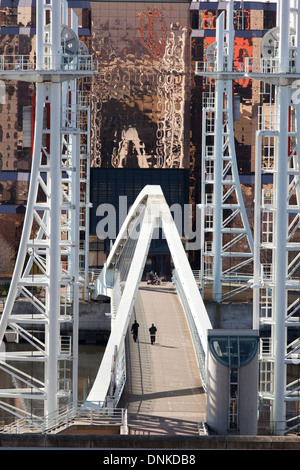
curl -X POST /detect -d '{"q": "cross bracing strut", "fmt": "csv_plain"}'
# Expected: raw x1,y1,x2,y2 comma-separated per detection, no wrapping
196,0,300,434
0,0,96,421
196,1,254,304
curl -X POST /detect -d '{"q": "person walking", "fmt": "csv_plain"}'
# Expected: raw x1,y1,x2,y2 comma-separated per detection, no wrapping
149,323,157,345
131,319,139,342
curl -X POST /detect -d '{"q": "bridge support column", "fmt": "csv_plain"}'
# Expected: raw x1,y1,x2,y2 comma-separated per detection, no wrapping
206,329,259,435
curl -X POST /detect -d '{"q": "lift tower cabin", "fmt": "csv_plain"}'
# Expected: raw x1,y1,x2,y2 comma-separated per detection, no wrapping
0,0,96,424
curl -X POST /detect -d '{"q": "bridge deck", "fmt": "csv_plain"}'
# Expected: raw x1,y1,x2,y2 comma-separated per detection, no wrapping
119,282,206,435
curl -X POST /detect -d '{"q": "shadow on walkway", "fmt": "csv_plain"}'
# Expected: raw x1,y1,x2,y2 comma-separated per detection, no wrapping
119,283,206,435
127,412,203,436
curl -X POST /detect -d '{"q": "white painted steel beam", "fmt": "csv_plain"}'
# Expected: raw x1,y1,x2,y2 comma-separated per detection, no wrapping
248,0,300,435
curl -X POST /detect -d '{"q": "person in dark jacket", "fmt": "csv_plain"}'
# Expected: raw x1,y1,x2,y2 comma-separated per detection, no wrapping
131,319,139,342
149,323,157,345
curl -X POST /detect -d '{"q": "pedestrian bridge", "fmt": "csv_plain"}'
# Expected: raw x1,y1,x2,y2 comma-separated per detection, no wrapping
119,283,207,434
84,186,212,431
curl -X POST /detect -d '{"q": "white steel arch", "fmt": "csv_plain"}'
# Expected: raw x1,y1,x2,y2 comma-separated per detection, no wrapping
86,185,212,406
196,1,254,304
0,0,96,422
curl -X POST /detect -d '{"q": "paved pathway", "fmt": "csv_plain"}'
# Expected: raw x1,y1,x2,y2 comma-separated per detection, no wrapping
119,282,206,435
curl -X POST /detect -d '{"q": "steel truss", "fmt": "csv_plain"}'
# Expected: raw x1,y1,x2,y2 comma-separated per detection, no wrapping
196,0,300,434
196,1,254,303
0,0,96,423
250,0,300,435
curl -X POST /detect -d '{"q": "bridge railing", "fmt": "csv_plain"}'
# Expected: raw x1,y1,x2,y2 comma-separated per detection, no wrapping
106,341,127,408
172,268,207,391
0,402,128,434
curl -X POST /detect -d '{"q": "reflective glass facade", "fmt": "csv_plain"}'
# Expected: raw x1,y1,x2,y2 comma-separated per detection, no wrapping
89,1,191,170
190,1,276,173
89,167,189,274
86,0,192,269
0,2,34,274
90,167,189,234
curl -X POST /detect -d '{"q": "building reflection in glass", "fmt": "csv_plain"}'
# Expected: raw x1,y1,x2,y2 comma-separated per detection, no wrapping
90,1,191,170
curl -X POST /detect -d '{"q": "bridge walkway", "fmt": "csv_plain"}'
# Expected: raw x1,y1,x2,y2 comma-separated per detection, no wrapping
119,282,206,435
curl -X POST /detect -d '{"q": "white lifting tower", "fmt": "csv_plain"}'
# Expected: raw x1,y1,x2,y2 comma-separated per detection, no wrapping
0,0,96,423
250,0,300,435
196,0,254,303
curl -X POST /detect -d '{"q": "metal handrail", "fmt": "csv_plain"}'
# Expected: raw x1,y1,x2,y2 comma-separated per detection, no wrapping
172,269,207,390
43,403,126,433
0,402,127,434
195,60,246,74
0,55,98,73
196,57,300,75
198,418,209,435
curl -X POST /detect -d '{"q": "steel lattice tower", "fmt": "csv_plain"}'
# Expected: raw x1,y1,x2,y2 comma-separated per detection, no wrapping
250,0,300,435
196,1,254,303
196,0,300,434
0,0,96,422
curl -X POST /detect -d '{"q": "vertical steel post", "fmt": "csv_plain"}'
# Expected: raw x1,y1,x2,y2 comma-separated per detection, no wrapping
273,0,290,435
36,0,44,70
253,133,262,332
297,0,300,73
46,82,61,415
45,1,62,417
70,8,80,407
212,12,225,302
